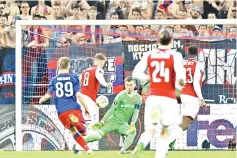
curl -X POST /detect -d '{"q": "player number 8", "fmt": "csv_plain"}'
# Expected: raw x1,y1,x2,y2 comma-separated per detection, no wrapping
83,72,90,86
151,61,170,83
55,82,73,97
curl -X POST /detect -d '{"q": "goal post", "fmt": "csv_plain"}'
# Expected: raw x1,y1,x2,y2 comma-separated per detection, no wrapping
15,19,237,151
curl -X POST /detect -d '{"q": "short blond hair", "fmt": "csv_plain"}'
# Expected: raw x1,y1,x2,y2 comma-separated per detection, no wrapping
94,53,106,61
58,57,70,70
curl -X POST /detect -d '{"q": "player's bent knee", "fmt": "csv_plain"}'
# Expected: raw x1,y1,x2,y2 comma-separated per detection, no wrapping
183,115,194,121
69,126,77,135
80,131,87,136
182,116,194,126
78,125,87,134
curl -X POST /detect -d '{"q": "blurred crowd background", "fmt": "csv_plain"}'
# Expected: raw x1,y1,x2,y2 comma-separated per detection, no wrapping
0,0,236,48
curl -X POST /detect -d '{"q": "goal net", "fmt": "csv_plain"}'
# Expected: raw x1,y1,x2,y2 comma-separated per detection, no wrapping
15,20,237,151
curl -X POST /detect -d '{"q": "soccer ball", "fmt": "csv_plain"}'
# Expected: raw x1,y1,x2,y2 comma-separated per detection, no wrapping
96,95,109,108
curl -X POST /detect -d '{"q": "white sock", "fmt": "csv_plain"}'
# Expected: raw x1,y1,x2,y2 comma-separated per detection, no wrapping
168,126,183,144
155,137,169,158
137,132,153,148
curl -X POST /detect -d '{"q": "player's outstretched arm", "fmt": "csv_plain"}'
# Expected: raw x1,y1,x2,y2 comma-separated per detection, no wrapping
92,93,121,130
132,52,150,82
39,79,54,104
92,103,117,130
173,52,186,93
39,93,51,104
131,108,140,125
95,68,112,88
101,102,117,123
129,109,140,134
193,62,206,107
129,96,142,134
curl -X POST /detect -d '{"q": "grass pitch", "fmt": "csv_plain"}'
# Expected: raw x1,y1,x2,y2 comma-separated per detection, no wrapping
0,151,235,158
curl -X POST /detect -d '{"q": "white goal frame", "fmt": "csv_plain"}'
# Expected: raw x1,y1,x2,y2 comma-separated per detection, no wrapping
15,19,237,151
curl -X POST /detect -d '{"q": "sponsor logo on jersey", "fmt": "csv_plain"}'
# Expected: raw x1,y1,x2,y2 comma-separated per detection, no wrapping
120,104,134,108
131,99,137,104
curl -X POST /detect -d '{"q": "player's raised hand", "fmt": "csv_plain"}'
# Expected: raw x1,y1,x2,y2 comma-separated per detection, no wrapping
92,121,104,130
199,99,207,108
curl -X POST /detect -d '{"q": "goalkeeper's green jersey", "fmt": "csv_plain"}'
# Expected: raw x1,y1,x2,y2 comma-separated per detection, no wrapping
110,90,142,123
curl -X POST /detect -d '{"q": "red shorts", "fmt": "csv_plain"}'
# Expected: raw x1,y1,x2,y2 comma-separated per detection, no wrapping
58,110,85,129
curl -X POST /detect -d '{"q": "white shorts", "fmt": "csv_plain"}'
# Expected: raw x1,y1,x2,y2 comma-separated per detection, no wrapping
77,94,99,125
144,96,179,130
180,94,200,119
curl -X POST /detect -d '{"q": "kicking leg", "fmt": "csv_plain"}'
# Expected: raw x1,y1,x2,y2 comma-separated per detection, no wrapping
168,95,200,148
74,122,87,136
155,126,170,158
132,96,160,157
168,115,196,147
70,112,87,136
119,124,137,154
69,126,93,154
132,127,156,154
69,112,93,154
168,94,199,148
73,127,103,154
85,131,103,143
120,132,136,153
86,119,116,143
155,97,180,158
180,116,195,130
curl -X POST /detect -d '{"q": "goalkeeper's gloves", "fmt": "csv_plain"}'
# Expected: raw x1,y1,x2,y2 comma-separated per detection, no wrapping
128,123,136,134
92,120,104,130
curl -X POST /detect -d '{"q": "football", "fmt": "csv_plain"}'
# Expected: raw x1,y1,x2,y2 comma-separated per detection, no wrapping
96,95,109,108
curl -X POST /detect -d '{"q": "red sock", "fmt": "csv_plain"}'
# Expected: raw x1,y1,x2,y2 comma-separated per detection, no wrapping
74,133,89,151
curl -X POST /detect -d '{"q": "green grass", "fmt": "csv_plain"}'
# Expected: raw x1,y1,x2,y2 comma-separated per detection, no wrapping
0,151,235,158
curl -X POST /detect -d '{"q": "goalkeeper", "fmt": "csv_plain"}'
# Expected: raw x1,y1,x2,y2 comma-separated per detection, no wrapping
85,76,142,154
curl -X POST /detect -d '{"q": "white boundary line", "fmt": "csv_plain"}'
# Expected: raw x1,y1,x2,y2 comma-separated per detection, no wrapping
15,20,22,151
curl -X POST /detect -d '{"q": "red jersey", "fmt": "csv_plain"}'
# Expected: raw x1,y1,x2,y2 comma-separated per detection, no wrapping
80,65,102,101
133,48,185,99
181,58,204,98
